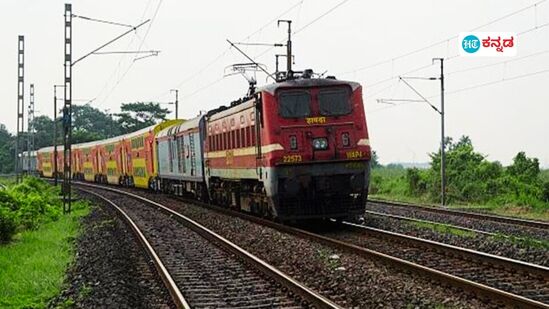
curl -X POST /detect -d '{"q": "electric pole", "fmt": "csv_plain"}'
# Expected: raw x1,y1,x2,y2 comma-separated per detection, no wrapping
15,35,25,183
61,3,151,213
63,3,72,214
171,89,179,119
381,57,446,207
433,57,446,206
53,84,63,186
28,84,35,173
278,20,292,79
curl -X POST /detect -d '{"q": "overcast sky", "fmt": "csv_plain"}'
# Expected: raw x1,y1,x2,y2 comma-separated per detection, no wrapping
1,0,548,167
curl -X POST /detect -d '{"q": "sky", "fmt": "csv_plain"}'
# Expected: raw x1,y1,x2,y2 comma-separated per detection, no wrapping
0,0,548,167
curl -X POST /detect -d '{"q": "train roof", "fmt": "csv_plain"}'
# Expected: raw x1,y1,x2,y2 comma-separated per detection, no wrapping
37,145,62,153
37,120,183,152
157,116,202,138
257,78,360,95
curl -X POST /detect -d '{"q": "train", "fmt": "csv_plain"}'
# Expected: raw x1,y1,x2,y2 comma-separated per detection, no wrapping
35,73,372,221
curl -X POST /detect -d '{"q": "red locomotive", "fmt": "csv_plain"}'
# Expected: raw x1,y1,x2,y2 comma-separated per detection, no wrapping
204,72,371,220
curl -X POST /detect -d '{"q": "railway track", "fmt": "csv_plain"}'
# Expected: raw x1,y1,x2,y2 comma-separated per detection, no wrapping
77,184,339,309
368,198,549,231
130,190,549,308
326,221,549,306
64,181,549,307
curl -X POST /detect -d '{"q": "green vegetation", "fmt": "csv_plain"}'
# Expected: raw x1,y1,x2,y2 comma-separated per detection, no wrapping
0,178,63,241
370,136,549,220
0,177,90,308
409,221,476,238
0,102,171,174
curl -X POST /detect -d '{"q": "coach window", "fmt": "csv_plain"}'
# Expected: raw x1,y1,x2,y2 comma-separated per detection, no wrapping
278,90,311,118
318,88,352,116
250,125,256,146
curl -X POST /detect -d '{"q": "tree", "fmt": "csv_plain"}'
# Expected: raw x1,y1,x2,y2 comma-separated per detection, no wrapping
72,104,121,143
507,151,540,183
0,124,14,173
429,136,490,203
116,102,170,134
32,116,57,148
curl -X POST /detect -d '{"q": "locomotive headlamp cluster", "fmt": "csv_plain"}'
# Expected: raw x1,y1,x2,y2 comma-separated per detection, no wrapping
312,137,328,150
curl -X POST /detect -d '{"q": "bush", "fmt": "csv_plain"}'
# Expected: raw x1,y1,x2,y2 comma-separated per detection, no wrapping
0,190,20,211
374,136,549,211
0,205,18,242
543,182,549,203
0,177,63,242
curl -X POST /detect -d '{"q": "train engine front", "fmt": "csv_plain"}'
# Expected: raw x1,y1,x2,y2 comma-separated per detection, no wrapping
259,75,371,220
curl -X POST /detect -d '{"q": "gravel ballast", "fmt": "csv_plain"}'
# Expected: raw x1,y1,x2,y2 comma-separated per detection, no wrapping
363,214,549,267
48,198,174,309
366,201,549,240
141,192,489,308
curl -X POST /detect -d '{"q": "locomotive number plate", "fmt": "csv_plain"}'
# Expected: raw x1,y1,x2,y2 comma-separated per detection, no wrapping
346,151,363,159
282,154,302,163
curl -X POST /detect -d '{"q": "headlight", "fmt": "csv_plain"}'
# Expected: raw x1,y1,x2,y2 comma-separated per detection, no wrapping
312,137,328,150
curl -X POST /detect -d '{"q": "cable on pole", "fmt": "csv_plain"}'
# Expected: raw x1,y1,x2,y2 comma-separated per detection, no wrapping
71,14,134,28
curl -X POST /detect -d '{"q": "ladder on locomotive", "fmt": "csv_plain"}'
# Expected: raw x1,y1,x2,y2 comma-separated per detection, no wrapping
189,134,196,176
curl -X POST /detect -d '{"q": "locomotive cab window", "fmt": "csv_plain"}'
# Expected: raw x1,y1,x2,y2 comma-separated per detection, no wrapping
278,91,311,118
318,88,352,116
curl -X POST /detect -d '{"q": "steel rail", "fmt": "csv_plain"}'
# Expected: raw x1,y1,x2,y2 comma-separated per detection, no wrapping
154,193,549,308
59,180,549,308
368,198,549,230
364,209,547,247
78,188,190,309
76,183,340,309
341,220,549,278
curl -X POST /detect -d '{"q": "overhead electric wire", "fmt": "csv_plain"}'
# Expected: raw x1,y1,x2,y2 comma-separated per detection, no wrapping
151,0,305,101
182,0,350,100
444,68,549,96
91,0,155,107
446,49,549,76
98,0,164,107
339,0,548,76
253,0,352,60
363,18,549,91
294,0,350,34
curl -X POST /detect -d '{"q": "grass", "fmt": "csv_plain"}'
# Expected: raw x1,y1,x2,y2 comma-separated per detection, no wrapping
408,221,477,238
0,203,89,308
369,167,549,222
408,218,549,249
